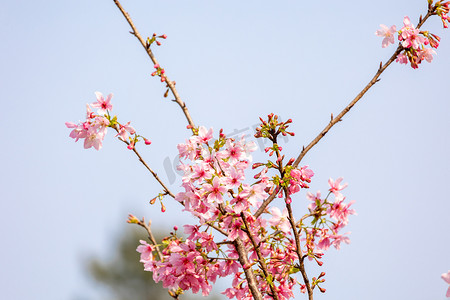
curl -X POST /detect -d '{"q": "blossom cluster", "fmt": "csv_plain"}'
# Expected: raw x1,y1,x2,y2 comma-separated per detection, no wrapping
66,92,150,150
376,1,449,69
135,121,356,299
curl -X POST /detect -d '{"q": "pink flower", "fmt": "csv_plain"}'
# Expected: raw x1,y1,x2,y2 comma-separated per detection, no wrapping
328,177,348,196
331,233,351,250
84,128,105,150
224,140,244,162
192,126,213,144
192,163,213,182
399,16,426,50
268,207,290,233
375,24,397,48
240,183,268,206
328,195,356,225
396,53,408,64
442,270,450,297
224,167,244,188
115,121,135,141
418,48,437,63
91,91,113,115
136,240,154,262
307,191,323,211
65,122,88,142
203,176,227,203
183,224,200,240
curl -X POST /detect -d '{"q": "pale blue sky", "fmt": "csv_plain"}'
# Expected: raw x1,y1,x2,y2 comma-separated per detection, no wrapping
0,0,449,299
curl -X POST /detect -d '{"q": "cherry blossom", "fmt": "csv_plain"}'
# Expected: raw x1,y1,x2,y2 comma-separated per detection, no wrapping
442,270,450,298
328,177,348,196
375,24,397,48
91,91,113,115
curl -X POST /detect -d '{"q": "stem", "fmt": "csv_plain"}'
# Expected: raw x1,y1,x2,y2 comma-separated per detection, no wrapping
140,217,163,261
233,237,263,300
286,201,313,300
113,126,175,198
240,212,280,300
113,0,196,131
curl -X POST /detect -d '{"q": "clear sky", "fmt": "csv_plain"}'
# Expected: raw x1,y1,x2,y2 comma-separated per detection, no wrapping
0,0,449,299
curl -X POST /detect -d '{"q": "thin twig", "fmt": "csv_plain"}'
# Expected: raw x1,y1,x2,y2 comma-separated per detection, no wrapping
285,201,313,300
140,217,163,260
113,126,175,198
113,0,196,131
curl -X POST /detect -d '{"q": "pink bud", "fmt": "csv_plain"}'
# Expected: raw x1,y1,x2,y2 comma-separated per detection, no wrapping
161,76,166,82
160,69,165,74
144,139,151,145
173,225,178,231
156,41,161,46
154,64,159,69
285,196,292,204
161,34,167,39
127,143,134,150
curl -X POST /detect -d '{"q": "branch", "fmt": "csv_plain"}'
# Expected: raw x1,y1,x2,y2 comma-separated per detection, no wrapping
233,237,263,300
292,9,435,168
240,212,280,300
113,126,175,198
129,215,163,261
113,0,196,131
285,201,313,300
255,9,438,218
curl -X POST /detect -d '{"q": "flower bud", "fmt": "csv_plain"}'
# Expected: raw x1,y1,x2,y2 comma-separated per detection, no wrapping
173,226,178,231
154,64,160,69
127,214,139,224
144,139,152,145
